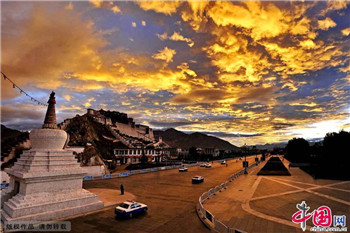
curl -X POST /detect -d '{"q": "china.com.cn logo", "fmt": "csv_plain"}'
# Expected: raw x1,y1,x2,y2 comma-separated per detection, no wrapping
292,201,347,232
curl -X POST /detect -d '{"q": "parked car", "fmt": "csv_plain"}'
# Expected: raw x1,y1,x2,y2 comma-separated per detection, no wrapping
179,167,188,172
205,163,212,168
192,175,204,184
221,160,226,165
0,182,9,190
115,200,148,218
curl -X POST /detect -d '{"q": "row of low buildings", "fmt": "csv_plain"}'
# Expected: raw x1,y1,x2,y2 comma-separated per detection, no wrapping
176,148,220,157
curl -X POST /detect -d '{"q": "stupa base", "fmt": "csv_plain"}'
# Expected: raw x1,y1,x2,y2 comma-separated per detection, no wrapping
1,189,103,223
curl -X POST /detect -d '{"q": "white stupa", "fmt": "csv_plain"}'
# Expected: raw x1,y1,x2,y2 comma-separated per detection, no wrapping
1,92,103,223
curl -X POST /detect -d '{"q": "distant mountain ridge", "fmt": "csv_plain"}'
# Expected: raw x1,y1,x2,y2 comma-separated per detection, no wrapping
153,128,239,150
254,142,288,150
253,138,323,150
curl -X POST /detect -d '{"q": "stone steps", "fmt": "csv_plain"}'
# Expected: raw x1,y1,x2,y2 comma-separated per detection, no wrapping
11,150,81,172
14,162,80,167
2,199,103,223
3,191,101,218
14,159,78,165
16,159,77,164
19,154,74,157
19,154,76,158
12,163,80,172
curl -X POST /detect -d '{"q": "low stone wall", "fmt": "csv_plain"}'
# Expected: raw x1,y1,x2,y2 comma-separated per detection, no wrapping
80,165,105,177
66,147,85,154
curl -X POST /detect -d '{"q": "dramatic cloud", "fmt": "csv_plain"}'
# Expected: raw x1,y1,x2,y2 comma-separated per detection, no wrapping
193,131,264,138
318,17,337,30
158,32,194,47
136,1,182,15
152,47,176,63
1,2,107,96
341,27,350,36
111,5,121,14
1,1,349,146
149,120,194,128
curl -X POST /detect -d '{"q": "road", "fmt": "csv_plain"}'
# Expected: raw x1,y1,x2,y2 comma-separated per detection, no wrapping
69,156,259,233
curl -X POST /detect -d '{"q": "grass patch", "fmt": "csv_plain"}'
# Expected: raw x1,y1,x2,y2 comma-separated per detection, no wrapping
257,157,291,176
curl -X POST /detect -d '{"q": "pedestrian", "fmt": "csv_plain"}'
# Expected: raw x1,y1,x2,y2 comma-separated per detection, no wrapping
226,163,228,167
120,184,124,195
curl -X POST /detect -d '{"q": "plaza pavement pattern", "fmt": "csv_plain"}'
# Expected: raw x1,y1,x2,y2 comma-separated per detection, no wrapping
203,159,350,233
68,156,259,233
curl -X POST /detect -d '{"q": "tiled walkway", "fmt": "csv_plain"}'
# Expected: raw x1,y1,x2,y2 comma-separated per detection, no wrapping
203,158,350,233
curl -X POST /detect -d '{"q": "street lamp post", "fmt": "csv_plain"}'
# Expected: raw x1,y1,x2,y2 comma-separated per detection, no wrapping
242,143,248,174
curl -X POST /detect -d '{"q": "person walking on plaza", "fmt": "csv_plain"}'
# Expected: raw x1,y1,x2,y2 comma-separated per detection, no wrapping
120,184,124,195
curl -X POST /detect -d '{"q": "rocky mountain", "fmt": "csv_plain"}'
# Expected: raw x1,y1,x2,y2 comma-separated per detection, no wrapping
1,125,30,170
63,115,123,165
1,124,26,142
154,128,239,150
1,125,29,155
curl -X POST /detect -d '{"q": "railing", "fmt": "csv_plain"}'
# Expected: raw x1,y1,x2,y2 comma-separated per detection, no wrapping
82,157,240,182
82,163,202,181
215,219,229,233
197,162,259,233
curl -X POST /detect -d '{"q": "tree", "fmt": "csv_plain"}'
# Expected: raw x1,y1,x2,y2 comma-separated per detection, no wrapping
189,147,197,161
271,147,284,155
285,138,310,163
310,141,323,160
322,130,350,164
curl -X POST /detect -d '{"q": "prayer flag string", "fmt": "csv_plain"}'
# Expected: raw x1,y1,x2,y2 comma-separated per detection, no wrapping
1,72,48,107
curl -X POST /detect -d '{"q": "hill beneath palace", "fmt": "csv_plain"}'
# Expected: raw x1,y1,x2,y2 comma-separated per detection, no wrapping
154,128,239,150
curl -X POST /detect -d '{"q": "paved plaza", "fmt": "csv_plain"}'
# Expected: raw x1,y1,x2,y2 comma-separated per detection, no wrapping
24,155,347,233
67,157,258,233
203,158,350,233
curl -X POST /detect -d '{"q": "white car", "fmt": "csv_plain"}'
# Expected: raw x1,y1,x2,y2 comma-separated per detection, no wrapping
179,167,188,172
221,160,226,165
205,163,212,168
115,200,148,218
200,163,206,167
192,175,204,184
